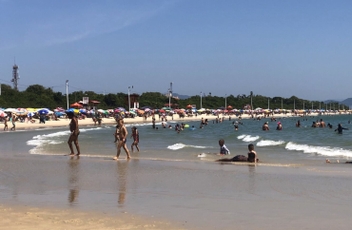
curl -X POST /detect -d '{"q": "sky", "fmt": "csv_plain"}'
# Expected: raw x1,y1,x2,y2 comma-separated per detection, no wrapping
1,0,352,101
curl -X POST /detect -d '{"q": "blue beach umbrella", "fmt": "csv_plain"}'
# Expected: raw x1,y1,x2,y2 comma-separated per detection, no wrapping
37,109,49,115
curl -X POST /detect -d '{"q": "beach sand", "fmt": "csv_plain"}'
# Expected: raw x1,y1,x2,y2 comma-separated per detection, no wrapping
0,205,180,230
1,112,352,229
9,111,337,130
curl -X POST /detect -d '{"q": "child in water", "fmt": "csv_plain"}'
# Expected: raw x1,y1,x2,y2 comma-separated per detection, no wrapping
217,144,258,163
218,139,230,155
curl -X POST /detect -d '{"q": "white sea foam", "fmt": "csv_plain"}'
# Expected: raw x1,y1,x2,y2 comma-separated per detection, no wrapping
257,140,285,147
167,143,208,150
285,142,352,157
238,135,260,142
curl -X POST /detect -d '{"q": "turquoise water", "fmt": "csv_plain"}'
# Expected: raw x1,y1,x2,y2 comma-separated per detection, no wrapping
18,114,352,165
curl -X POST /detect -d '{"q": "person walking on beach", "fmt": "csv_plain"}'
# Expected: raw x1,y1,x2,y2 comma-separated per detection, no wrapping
10,114,16,131
335,123,348,134
130,126,140,152
114,119,131,160
3,117,8,131
67,111,80,156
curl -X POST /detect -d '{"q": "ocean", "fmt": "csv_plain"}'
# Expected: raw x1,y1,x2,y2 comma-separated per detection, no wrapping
16,114,352,165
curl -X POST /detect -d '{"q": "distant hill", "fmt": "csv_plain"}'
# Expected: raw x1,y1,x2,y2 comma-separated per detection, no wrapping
341,98,352,106
173,93,190,100
324,98,352,107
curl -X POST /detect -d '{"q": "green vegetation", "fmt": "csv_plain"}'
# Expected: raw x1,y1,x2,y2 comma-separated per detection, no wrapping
0,84,346,110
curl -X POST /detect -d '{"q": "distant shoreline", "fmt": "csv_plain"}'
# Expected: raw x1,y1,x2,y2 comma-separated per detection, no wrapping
3,111,349,131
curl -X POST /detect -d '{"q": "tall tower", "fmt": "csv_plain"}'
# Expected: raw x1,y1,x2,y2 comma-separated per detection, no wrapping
11,63,20,91
168,82,173,108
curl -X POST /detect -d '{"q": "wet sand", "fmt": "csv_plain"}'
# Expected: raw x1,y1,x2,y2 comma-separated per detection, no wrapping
1,151,352,229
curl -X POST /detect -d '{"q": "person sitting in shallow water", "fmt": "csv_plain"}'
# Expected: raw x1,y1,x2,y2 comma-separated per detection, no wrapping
218,139,230,155
217,144,258,163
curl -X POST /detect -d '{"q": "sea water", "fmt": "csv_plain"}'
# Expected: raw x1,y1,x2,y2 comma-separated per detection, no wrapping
16,114,352,165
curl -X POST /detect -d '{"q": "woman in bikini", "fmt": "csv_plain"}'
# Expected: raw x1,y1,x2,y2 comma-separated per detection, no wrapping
130,126,140,152
67,112,80,156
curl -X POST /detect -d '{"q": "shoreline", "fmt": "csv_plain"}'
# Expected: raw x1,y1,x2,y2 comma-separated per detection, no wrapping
2,112,347,131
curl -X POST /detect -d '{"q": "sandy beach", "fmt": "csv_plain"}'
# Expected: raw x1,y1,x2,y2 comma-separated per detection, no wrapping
1,112,352,229
0,204,181,230
7,111,343,130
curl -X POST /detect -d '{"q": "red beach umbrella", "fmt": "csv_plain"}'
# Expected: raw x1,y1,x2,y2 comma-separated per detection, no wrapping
70,102,83,108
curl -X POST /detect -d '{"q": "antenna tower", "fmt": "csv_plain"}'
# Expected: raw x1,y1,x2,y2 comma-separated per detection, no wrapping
11,61,20,91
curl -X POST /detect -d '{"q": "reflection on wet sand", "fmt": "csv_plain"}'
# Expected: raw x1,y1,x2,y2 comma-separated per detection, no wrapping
116,161,128,206
247,164,257,194
68,156,80,205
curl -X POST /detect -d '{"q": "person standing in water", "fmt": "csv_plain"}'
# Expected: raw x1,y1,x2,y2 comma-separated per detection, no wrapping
113,124,120,143
276,121,283,130
130,126,140,152
335,123,348,134
114,119,131,160
67,111,80,156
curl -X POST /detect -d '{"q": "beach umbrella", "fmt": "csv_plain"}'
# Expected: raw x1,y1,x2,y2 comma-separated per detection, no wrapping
37,109,49,115
159,109,166,113
117,107,126,111
0,110,7,118
26,108,37,112
15,108,28,115
186,104,193,109
70,102,83,108
4,108,16,113
144,108,151,112
55,107,66,112
161,107,171,111
79,109,87,114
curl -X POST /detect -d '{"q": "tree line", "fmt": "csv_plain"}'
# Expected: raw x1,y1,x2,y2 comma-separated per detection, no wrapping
0,84,346,111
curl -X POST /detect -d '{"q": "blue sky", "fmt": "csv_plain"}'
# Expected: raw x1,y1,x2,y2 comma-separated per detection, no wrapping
1,0,352,101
